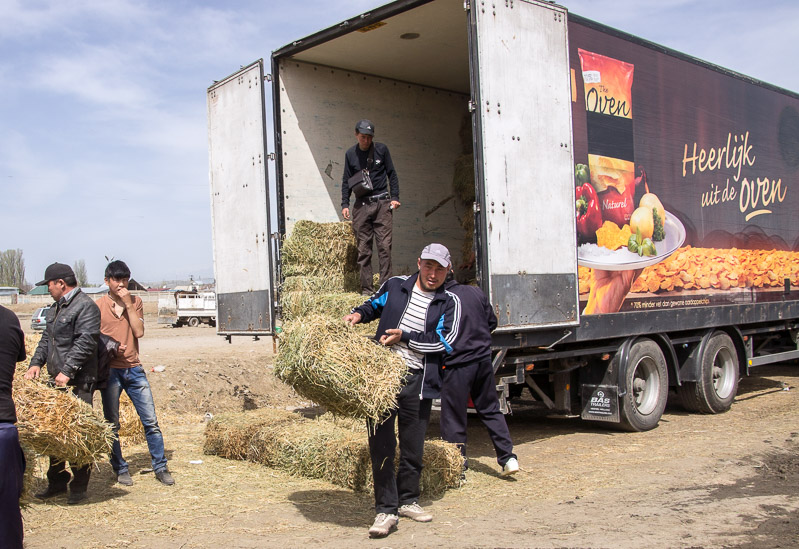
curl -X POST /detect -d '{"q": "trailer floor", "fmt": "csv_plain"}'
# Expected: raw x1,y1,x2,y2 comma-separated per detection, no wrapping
14,305,799,549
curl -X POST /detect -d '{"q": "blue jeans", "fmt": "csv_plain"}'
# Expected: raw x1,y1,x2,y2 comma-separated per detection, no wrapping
100,366,168,474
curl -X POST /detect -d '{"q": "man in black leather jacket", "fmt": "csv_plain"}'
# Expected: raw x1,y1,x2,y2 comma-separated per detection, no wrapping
25,262,101,504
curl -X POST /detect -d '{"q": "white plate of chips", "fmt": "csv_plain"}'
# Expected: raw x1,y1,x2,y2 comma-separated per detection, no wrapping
577,212,686,271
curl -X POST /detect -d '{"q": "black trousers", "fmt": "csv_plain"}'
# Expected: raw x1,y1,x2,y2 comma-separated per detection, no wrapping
46,386,93,493
440,360,515,467
351,197,393,294
368,369,431,514
0,422,24,549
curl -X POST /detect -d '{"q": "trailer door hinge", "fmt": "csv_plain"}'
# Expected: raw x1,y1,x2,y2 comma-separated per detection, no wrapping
468,100,476,113
268,152,275,161
264,74,272,82
464,0,470,10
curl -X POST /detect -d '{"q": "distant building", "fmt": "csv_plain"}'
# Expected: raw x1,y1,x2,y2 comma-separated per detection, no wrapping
0,287,20,296
82,285,109,296
128,279,147,291
27,285,50,296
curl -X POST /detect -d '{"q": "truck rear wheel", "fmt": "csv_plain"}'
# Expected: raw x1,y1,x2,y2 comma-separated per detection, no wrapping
618,339,668,432
678,332,739,414
187,317,200,327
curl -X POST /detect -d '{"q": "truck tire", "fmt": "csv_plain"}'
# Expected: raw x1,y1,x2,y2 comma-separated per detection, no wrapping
678,332,739,414
187,317,200,328
618,339,668,432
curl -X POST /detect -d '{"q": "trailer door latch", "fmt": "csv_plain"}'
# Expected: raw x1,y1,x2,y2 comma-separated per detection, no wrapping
468,100,476,113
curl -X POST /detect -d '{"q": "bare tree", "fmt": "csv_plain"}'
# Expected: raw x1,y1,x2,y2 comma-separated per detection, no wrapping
0,249,27,290
73,259,89,287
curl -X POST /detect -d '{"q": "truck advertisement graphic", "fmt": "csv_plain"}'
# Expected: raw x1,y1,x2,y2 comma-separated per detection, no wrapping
570,21,799,315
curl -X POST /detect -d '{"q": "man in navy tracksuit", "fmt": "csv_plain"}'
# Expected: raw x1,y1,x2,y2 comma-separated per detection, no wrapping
344,243,461,538
439,279,518,477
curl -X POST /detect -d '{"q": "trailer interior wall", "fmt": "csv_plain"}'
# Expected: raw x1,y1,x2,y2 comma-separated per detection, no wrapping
278,61,470,273
275,0,473,275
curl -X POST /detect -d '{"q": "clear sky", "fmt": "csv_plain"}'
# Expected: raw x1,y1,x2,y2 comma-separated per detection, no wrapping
1,0,797,285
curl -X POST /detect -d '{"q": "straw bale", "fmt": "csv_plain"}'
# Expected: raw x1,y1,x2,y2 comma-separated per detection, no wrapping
281,221,358,277
281,274,359,294
204,408,296,459
204,409,462,495
274,315,406,423
291,219,354,242
280,291,366,322
453,154,475,204
461,212,475,266
118,392,145,445
13,378,113,466
19,441,37,505
418,439,465,495
24,333,42,360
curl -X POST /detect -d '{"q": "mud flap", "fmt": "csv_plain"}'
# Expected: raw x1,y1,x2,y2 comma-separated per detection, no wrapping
581,384,619,422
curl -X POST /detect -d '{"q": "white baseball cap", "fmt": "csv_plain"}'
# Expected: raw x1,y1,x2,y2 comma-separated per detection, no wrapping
420,243,451,268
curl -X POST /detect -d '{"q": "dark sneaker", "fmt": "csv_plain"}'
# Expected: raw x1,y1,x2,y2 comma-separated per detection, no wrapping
368,513,398,538
155,469,175,485
67,491,88,505
117,472,133,486
34,485,67,500
398,502,432,522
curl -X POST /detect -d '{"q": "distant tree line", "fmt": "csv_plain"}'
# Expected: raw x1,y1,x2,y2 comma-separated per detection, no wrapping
0,249,28,291
0,249,94,292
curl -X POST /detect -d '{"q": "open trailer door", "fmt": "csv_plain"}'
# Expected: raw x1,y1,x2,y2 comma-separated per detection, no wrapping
469,0,579,331
207,60,275,336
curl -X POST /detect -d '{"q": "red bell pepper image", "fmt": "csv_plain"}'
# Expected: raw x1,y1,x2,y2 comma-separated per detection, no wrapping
576,182,603,243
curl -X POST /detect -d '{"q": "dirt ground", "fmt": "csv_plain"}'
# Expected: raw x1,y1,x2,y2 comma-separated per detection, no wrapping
10,304,799,548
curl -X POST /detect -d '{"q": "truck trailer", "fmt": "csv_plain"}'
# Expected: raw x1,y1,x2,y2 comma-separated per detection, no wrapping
207,0,799,431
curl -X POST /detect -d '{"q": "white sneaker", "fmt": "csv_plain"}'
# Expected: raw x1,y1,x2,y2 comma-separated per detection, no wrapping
501,457,519,476
398,502,433,522
368,513,398,538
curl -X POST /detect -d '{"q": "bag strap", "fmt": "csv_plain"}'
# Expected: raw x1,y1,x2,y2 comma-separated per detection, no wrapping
366,144,375,171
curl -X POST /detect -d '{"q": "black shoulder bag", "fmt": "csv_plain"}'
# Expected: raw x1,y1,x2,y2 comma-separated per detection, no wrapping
348,144,375,199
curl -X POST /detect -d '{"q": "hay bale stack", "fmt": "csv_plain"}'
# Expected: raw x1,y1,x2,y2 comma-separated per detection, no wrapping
281,274,360,294
453,153,476,270
280,291,365,322
12,378,113,466
204,409,463,495
281,220,358,278
452,154,475,204
274,315,406,423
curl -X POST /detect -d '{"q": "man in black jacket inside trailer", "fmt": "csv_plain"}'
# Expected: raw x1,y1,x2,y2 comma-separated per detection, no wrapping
341,119,402,295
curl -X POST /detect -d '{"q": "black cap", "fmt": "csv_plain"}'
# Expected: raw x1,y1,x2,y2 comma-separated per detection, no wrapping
36,262,75,286
355,119,374,136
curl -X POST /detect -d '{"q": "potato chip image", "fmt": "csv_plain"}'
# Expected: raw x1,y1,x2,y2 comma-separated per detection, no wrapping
595,221,631,251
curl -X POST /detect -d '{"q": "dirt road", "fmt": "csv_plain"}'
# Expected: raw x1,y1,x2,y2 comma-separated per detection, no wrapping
14,308,799,548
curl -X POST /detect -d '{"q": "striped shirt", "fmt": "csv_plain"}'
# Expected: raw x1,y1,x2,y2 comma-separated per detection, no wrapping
393,284,435,370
